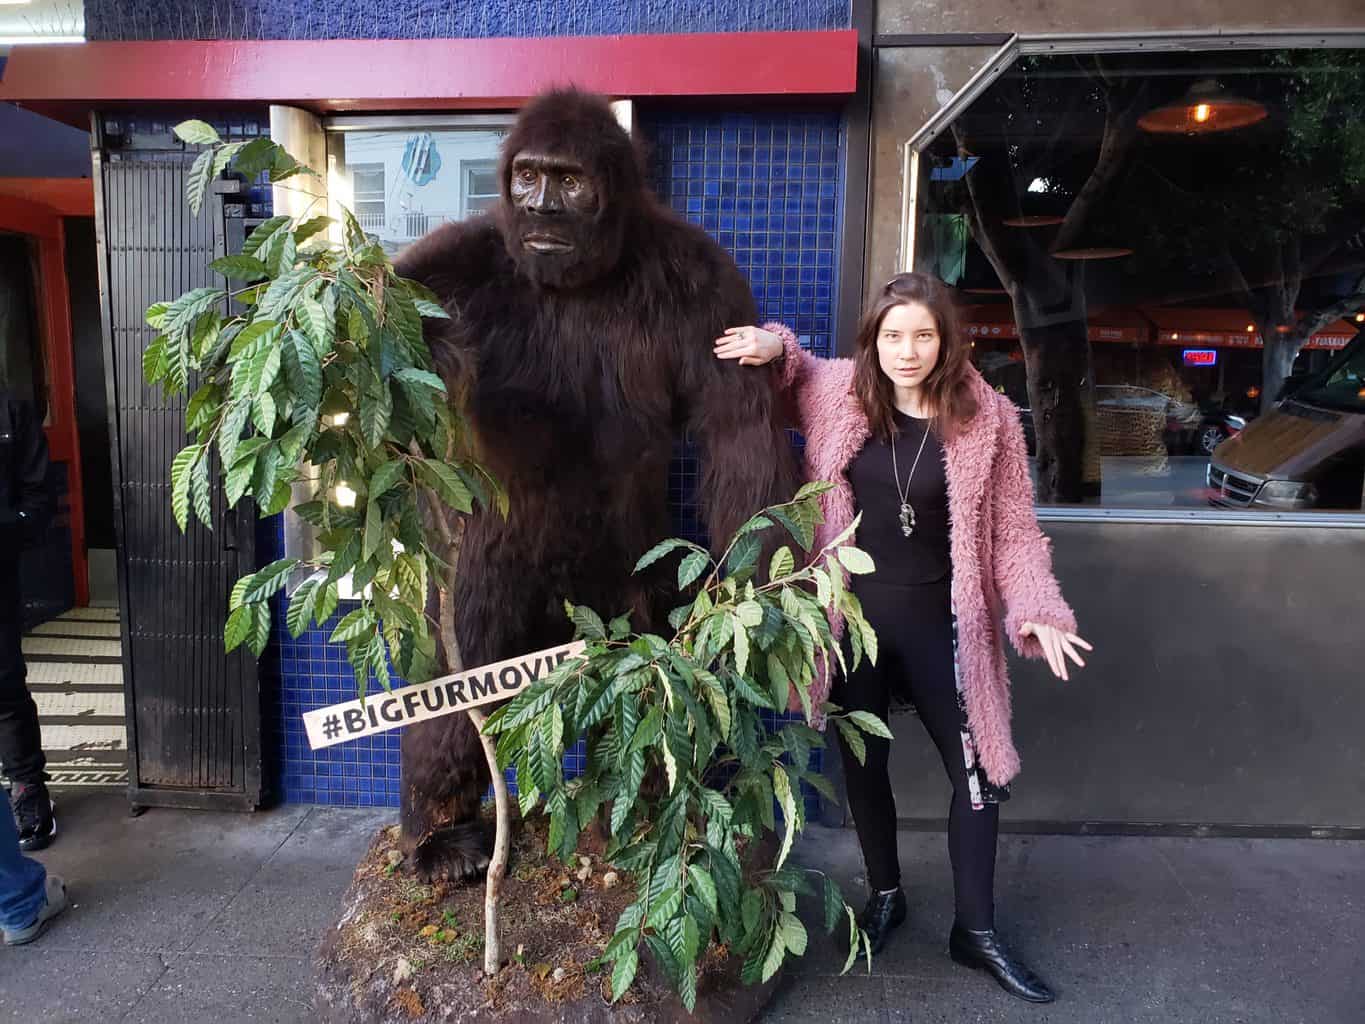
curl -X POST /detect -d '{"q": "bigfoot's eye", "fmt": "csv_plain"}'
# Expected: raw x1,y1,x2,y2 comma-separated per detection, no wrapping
517,169,536,185
562,175,579,191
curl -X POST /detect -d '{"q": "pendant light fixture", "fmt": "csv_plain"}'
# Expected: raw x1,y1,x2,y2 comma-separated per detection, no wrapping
1138,79,1268,136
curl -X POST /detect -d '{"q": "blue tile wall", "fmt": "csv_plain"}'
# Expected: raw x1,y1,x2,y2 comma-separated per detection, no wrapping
271,107,844,809
86,1,850,41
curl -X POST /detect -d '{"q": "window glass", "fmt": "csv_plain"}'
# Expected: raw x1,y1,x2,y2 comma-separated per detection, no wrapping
327,128,506,256
915,49,1365,513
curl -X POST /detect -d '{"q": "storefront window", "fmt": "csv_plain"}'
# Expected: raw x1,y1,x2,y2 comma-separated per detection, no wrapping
326,121,510,256
914,48,1365,513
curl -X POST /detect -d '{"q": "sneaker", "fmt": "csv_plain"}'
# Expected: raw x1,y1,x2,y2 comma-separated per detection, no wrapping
11,781,56,852
2,874,68,946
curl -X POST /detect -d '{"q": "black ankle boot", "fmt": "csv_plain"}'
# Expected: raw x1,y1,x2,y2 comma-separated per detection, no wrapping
856,888,907,955
948,923,1054,1003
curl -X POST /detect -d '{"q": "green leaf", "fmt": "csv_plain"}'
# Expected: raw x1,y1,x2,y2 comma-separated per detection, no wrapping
568,603,607,641
184,383,221,432
779,912,808,957
252,392,276,435
697,670,731,740
185,147,215,217
228,320,281,358
847,710,893,740
368,460,406,500
210,141,246,177
169,444,201,533
286,577,320,638
281,329,322,420
242,216,289,257
726,532,762,574
832,716,867,766
363,496,384,561
393,367,446,393
610,950,638,1002
761,924,786,983
145,302,170,329
231,136,279,178
142,335,166,385
687,865,718,918
773,764,798,870
296,297,334,353
329,608,373,644
417,459,473,514
729,671,775,710
174,119,221,146
224,453,255,506
821,875,844,934
795,481,836,501
678,550,709,590
248,602,271,656
768,545,795,580
190,452,212,528
294,215,334,244
735,600,764,628
208,254,268,281
837,546,875,575
634,538,697,573
223,605,251,652
732,616,751,676
243,558,299,604
646,887,683,931
413,298,450,319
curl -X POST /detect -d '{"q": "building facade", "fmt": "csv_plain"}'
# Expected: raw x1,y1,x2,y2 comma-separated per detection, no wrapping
1,0,1361,831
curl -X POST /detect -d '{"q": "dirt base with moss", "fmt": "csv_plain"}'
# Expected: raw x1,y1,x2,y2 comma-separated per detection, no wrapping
314,806,782,1022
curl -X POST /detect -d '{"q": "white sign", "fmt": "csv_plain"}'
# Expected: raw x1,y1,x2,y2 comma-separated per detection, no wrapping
302,642,586,750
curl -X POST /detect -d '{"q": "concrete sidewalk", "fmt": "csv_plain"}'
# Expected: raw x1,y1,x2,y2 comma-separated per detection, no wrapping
0,791,1359,1023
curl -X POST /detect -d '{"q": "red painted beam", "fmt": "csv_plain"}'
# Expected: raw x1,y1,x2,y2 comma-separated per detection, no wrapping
0,32,856,126
0,178,95,217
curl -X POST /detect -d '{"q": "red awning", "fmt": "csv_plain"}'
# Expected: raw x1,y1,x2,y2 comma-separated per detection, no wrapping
0,32,858,128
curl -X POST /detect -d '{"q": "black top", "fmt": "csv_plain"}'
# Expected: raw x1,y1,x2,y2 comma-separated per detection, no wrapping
847,410,951,585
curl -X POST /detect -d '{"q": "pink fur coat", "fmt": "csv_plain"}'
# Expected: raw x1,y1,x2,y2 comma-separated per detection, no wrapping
763,324,1076,786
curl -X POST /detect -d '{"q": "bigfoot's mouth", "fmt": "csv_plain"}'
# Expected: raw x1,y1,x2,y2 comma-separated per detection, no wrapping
522,233,574,254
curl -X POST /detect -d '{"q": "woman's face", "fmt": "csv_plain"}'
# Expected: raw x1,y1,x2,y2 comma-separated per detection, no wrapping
876,301,941,393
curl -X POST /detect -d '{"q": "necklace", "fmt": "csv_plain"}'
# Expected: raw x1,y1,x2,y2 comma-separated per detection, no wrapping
890,417,932,538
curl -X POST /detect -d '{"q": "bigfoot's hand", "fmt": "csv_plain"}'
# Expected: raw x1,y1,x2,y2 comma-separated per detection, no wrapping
713,325,784,366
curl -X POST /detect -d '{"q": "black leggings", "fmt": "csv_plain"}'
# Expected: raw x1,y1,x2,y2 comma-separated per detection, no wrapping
833,578,998,931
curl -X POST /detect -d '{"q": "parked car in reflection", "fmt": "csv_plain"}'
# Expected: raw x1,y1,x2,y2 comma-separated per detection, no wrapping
1208,333,1365,510
1007,385,1244,457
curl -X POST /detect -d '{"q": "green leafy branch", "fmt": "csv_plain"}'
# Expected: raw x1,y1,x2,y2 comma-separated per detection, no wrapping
483,484,890,1009
144,119,501,693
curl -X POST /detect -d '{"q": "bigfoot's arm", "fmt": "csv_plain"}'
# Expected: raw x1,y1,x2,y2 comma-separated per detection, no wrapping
392,218,503,383
679,275,801,555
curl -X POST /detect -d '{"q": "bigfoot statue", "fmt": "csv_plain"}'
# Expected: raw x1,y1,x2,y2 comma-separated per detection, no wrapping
394,89,798,882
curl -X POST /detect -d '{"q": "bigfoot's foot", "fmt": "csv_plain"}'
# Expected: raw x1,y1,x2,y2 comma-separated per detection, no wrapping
407,822,492,884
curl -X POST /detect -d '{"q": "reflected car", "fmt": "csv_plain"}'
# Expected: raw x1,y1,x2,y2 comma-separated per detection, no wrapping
1208,334,1365,510
1009,385,1242,457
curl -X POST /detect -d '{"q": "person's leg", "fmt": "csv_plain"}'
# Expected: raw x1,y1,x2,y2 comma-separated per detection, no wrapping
832,586,900,894
900,584,1052,1002
898,588,999,931
0,558,54,852
0,798,46,933
0,558,46,787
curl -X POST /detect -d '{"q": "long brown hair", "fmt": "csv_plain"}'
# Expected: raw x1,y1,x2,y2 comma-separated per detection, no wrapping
852,272,978,441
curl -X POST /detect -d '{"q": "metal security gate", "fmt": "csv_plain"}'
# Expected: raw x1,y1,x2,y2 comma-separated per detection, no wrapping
93,118,264,810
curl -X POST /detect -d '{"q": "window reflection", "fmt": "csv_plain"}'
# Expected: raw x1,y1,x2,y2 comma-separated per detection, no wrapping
327,128,506,256
917,49,1365,512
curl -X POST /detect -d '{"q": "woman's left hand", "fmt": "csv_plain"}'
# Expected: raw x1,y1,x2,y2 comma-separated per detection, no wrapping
1020,623,1093,682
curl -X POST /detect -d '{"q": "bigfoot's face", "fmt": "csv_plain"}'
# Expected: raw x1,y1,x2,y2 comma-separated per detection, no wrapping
506,151,604,287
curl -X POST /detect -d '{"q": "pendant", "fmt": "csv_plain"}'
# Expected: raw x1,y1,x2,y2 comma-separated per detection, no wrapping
898,501,916,538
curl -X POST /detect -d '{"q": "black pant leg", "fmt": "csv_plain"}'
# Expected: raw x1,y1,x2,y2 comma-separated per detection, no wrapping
900,583,999,931
0,559,44,785
831,609,899,892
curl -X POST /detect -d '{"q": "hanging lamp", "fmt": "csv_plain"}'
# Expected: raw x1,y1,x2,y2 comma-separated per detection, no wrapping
1138,79,1268,136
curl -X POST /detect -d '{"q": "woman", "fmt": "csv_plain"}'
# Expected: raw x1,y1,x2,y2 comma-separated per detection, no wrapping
715,272,1091,1003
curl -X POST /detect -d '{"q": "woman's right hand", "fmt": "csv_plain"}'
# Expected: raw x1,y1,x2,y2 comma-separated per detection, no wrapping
713,325,784,366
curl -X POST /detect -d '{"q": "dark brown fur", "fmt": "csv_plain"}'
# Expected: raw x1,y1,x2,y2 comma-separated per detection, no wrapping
393,90,798,882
